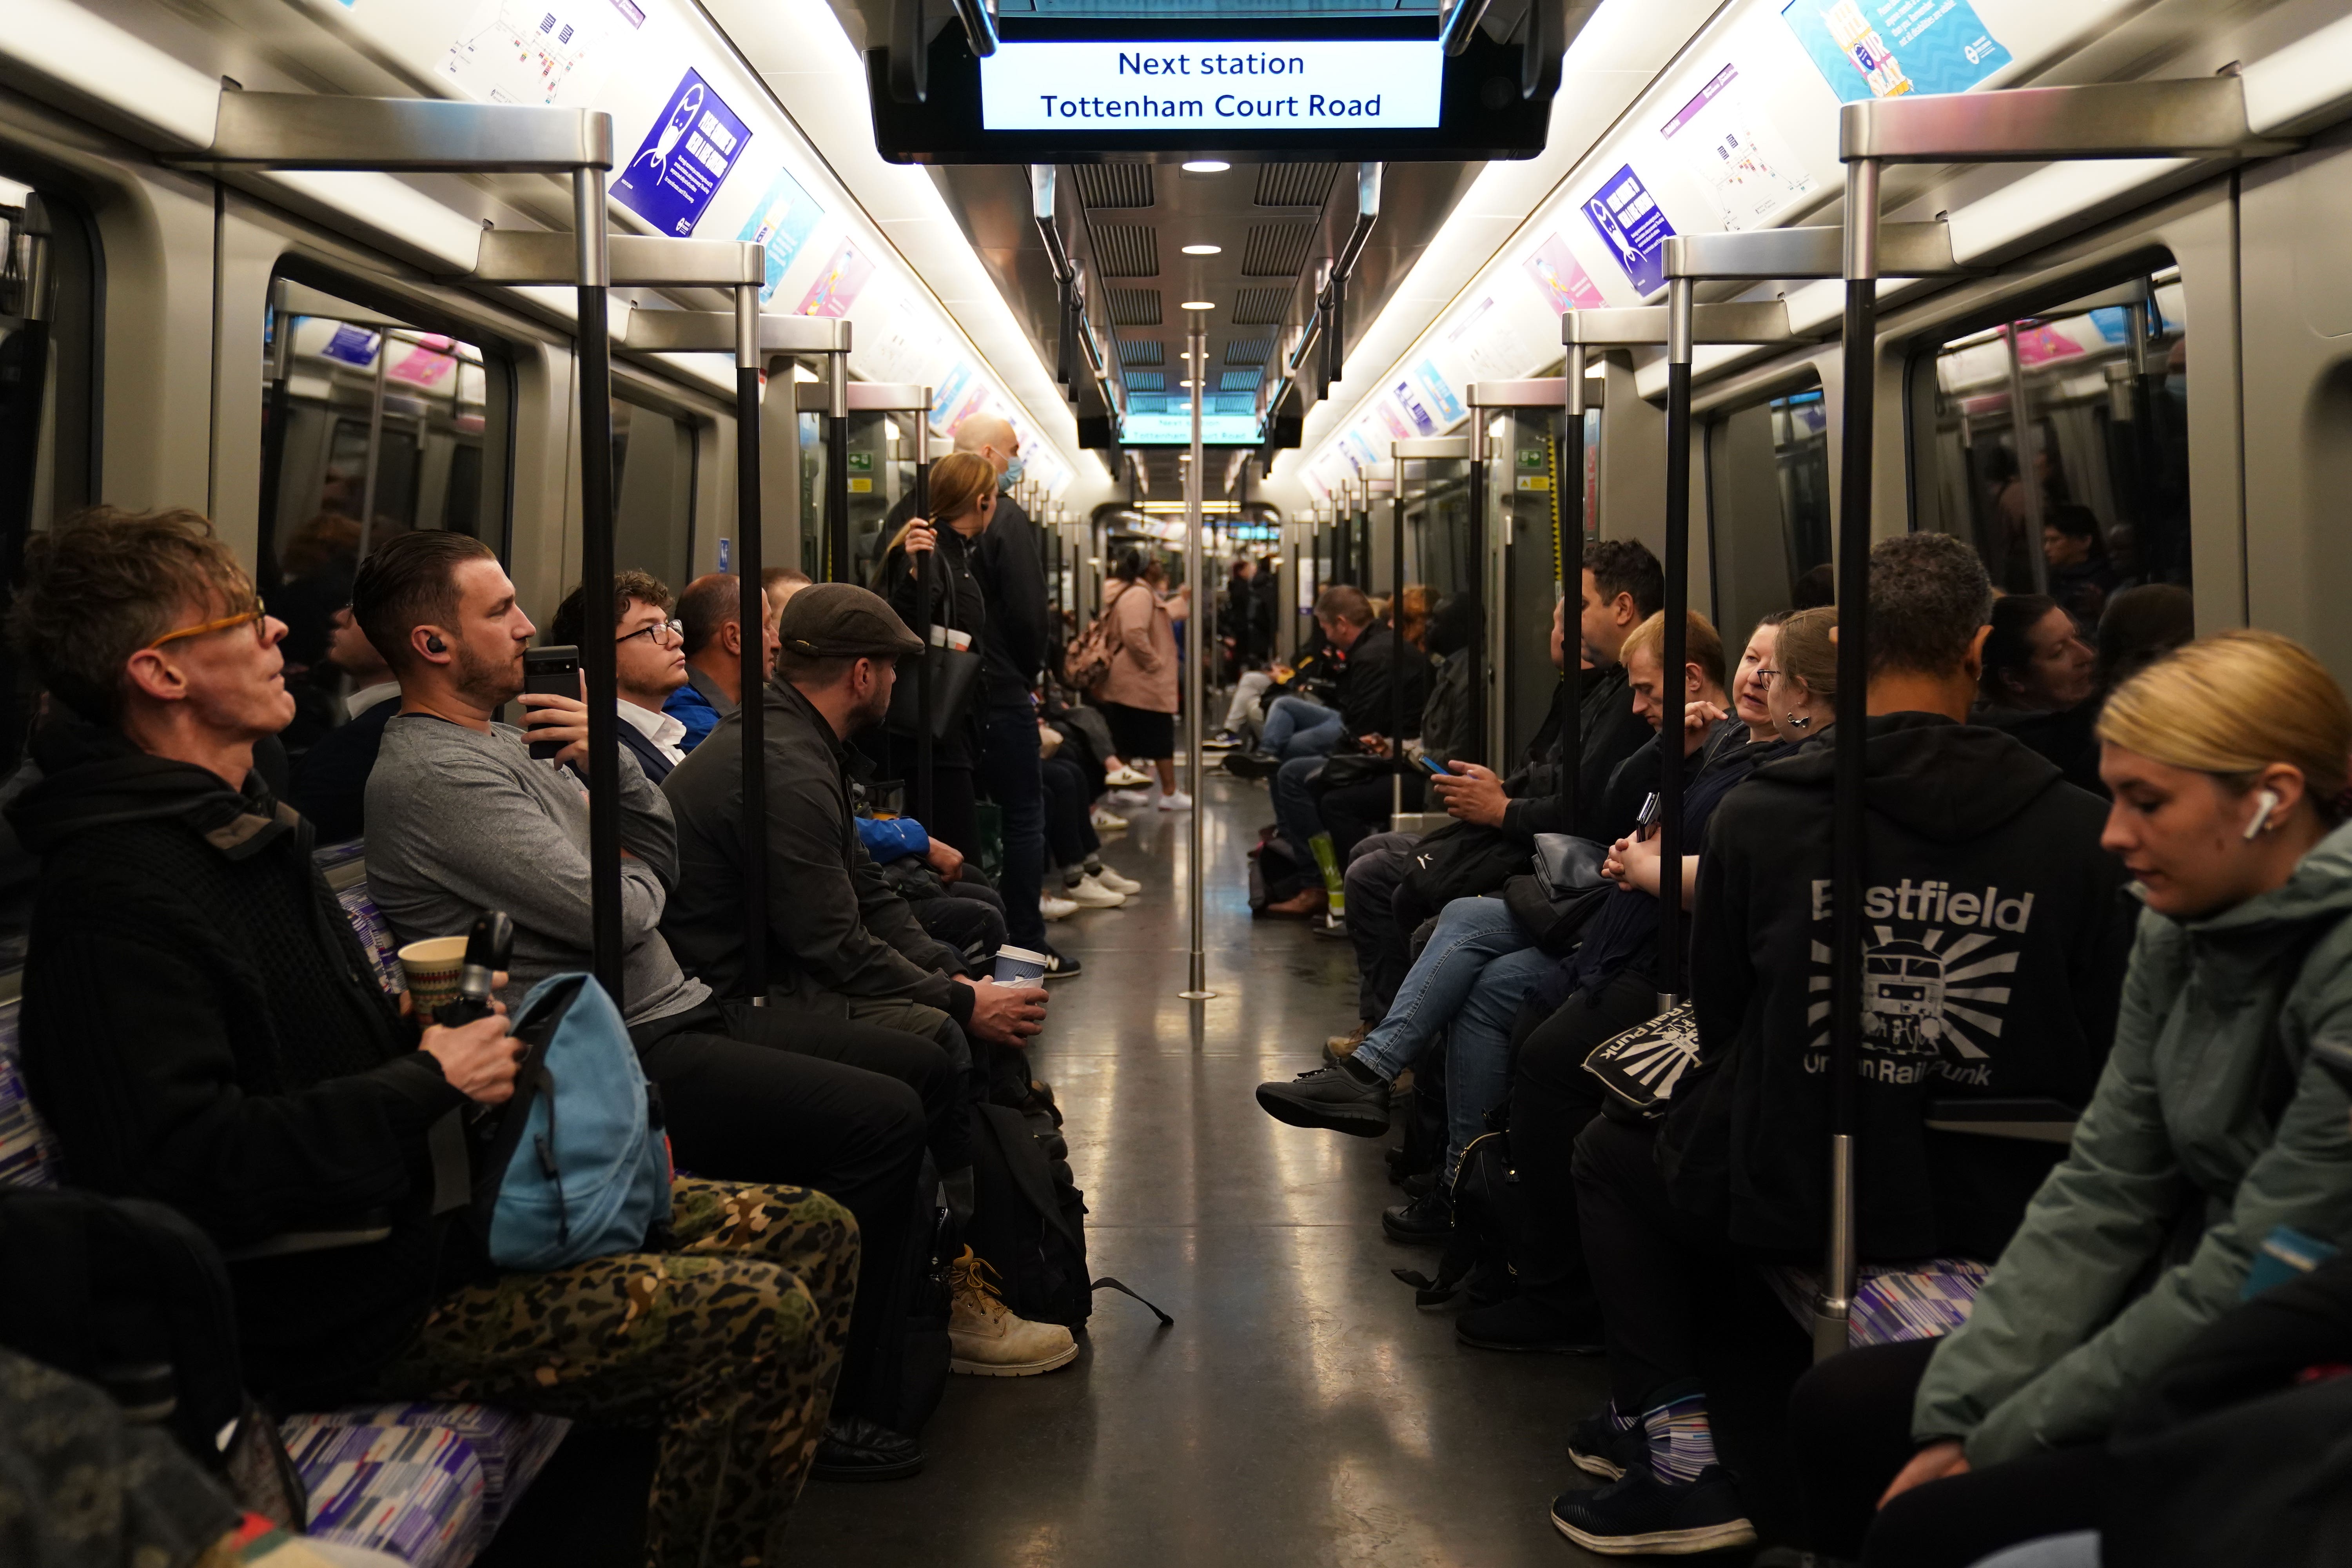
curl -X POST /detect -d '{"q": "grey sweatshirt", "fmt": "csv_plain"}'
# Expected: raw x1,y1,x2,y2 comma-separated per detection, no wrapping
364,713,708,1025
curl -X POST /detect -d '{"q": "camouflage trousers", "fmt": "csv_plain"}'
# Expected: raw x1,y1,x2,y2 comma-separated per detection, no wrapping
370,1178,858,1568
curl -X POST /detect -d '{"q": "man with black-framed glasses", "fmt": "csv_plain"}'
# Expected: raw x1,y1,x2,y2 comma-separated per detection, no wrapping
549,572,691,784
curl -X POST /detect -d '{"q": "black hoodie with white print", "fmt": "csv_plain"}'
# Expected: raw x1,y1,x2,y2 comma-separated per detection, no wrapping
1661,712,2136,1262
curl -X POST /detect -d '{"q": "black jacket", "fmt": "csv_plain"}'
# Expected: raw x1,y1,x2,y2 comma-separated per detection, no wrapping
1664,713,2136,1261
660,680,971,1023
286,697,396,843
887,487,1046,710
878,523,987,766
7,720,469,1403
1500,662,1653,846
1336,622,1430,739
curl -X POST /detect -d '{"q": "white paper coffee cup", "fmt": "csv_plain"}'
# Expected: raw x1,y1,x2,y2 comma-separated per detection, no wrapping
991,944,1049,986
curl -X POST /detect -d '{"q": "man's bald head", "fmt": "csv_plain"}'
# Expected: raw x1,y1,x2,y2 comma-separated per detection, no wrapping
953,415,1021,479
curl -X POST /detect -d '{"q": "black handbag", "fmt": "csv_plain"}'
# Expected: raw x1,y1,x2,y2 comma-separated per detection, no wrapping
1393,820,1535,931
1501,833,1613,955
886,547,983,740
1308,752,1394,792
1582,1000,1702,1122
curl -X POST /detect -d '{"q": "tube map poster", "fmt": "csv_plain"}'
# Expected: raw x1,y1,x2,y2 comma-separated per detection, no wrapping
1780,0,2011,103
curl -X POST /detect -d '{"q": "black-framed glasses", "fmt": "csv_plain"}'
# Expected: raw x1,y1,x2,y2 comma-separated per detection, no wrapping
618,620,685,648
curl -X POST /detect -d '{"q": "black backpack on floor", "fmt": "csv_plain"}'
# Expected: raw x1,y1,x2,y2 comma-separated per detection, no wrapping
966,1104,1171,1332
1394,1115,1528,1310
1248,833,1318,914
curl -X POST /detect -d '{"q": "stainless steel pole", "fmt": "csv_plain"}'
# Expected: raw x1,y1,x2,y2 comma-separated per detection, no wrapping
735,285,767,1005
575,168,625,1004
1181,313,1215,1000
1658,276,1693,1013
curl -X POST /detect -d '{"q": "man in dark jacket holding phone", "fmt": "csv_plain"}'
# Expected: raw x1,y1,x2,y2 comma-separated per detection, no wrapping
6,508,862,1558
1550,531,2134,1556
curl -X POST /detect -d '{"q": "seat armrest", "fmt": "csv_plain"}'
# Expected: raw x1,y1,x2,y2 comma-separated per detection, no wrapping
219,1209,394,1261
1926,1098,2078,1145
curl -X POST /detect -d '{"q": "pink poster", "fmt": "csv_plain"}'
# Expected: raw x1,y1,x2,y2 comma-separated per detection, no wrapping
2009,322,2085,368
1523,232,1606,314
796,240,875,319
388,334,459,387
1376,399,1412,441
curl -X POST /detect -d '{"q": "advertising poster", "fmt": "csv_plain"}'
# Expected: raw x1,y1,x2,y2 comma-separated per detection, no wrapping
1780,0,2011,104
1582,165,1676,298
1343,430,1379,472
1522,233,1606,314
613,69,751,236
735,165,824,304
1660,64,1817,232
320,323,380,367
1376,398,1414,441
1390,377,1438,436
388,335,461,387
797,240,876,318
1414,358,1466,425
930,359,978,423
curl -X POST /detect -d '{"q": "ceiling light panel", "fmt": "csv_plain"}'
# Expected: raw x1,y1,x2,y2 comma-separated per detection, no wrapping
1181,243,1221,256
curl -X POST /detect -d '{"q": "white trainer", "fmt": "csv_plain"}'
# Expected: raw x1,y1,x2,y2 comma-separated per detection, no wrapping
949,1248,1078,1376
1106,788,1151,808
1090,864,1142,895
1063,875,1126,908
1156,790,1194,812
1104,764,1151,789
1090,805,1131,831
1040,893,1078,921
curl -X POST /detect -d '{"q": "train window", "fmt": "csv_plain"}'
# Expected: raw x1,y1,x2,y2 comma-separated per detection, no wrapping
260,278,510,754
1704,380,1832,636
612,394,699,593
1914,268,2189,627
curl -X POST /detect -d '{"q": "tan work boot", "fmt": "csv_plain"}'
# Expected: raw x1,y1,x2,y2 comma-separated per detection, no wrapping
949,1247,1079,1377
1324,1023,1368,1063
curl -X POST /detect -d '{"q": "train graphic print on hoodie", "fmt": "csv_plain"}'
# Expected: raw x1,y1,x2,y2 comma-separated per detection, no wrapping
1665,712,2138,1259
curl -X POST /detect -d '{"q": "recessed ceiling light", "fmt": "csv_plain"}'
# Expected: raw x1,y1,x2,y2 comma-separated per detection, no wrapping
1179,379,1194,387
1182,160,1230,173
1180,300,1216,311
1181,243,1220,256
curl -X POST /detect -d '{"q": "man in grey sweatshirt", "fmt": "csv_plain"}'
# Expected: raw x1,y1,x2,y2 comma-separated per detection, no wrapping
349,530,944,1480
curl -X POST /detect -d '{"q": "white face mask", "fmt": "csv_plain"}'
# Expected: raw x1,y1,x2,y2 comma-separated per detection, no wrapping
1000,456,1024,489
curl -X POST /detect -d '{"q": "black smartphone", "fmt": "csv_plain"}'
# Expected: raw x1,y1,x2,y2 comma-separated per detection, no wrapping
522,646,579,762
1416,754,1454,778
1635,791,1662,829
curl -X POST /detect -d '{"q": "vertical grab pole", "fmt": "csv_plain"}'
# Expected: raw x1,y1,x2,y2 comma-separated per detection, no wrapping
1817,156,1881,1363
1182,314,1214,1000
256,282,294,593
1657,279,1693,1013
1561,344,1588,835
735,287,768,1005
1468,413,1492,769
1390,467,1405,819
913,410,934,828
574,168,625,1005
826,356,851,581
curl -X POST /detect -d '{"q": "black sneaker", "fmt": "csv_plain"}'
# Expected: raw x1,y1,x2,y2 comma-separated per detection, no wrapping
1564,1410,1648,1480
1550,1465,1756,1556
1381,1188,1453,1246
1310,911,1350,940
1254,1058,1392,1136
1042,947,1082,981
1457,1296,1607,1356
812,1416,924,1481
1222,750,1285,780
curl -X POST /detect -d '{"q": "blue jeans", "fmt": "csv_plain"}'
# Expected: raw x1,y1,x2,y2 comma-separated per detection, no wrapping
1272,756,1327,853
1352,895,1543,1174
977,700,1047,949
1261,694,1345,759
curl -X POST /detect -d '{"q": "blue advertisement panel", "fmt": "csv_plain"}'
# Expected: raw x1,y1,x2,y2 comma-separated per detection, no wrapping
734,165,823,303
1780,0,2011,104
614,69,751,236
1582,164,1676,298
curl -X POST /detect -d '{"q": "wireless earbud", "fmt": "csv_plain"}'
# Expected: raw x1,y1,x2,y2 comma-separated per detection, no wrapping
425,633,448,655
2244,789,2283,841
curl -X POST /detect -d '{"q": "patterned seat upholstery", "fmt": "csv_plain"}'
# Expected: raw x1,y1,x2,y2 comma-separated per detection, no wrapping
1766,1258,1992,1349
0,840,570,1564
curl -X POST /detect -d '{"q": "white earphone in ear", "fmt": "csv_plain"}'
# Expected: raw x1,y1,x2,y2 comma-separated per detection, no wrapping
2244,789,2283,841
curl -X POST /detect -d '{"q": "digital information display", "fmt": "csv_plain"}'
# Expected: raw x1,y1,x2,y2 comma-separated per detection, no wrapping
980,39,1443,131
1121,411,1265,446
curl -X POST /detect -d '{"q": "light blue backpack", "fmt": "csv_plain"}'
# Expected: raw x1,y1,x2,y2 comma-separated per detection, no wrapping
474,973,673,1271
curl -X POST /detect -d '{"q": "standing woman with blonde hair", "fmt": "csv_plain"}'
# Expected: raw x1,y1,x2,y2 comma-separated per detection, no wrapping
1786,629,2352,1568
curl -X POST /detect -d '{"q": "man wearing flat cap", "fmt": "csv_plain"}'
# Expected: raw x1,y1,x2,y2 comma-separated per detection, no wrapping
662,584,1049,1084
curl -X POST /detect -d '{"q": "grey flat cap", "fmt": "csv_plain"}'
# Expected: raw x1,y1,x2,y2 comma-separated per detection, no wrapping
778,582,924,660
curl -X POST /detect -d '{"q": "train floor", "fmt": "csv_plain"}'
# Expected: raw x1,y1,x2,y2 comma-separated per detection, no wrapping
792,764,1622,1567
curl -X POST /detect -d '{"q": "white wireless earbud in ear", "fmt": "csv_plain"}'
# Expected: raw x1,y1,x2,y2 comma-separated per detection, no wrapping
2244,789,2283,841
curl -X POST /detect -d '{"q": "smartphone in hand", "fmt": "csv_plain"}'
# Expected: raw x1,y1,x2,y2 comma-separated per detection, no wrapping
522,646,579,762
1417,755,1455,778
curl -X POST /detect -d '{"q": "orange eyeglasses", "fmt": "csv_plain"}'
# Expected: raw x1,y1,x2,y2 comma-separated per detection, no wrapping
145,600,270,650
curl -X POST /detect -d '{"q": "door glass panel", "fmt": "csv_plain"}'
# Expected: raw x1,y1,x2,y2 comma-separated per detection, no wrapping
1485,405,1569,764
1705,381,1831,637
612,395,697,592
1916,267,2189,627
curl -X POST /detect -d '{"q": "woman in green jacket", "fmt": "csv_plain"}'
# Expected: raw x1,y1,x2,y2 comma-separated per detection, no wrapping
1786,630,2352,1568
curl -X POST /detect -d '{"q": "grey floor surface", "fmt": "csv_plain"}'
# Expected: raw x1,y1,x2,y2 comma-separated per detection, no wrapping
791,766,1621,1567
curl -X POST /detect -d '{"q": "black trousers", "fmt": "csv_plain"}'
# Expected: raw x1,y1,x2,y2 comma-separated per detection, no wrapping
912,884,1007,968
1319,773,1424,862
1342,834,1418,1024
1788,1338,2107,1566
1040,754,1100,870
1575,1112,1740,1410
1508,971,1660,1321
975,702,1048,951
632,999,929,1428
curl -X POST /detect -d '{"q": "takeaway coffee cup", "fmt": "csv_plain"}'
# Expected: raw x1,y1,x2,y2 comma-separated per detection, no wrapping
397,936,471,1015
991,944,1049,987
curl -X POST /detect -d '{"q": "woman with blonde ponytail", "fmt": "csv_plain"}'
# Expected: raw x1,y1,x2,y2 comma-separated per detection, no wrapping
1792,630,2352,1567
